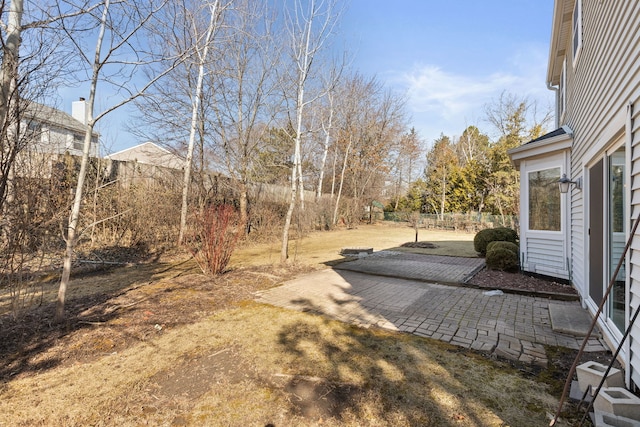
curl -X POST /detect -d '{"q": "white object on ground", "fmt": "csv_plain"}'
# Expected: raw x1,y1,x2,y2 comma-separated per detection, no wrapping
483,290,504,296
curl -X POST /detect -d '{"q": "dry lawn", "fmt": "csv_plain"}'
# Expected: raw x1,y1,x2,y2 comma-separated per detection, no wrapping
0,223,571,426
230,222,477,267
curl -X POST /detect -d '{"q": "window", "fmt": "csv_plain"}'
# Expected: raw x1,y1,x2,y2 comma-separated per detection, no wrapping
73,134,83,150
26,121,42,142
528,167,561,231
572,0,582,64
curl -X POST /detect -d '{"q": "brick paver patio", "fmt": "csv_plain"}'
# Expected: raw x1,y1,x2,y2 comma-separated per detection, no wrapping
255,267,606,366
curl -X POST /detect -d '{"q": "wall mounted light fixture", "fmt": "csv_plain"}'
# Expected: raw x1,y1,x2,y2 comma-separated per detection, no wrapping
558,174,582,193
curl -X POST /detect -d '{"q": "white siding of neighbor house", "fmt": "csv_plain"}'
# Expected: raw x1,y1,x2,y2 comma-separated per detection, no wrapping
23,101,99,157
28,123,98,158
557,0,640,385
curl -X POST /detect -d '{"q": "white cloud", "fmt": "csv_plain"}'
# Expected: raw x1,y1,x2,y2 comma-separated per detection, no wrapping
401,66,520,119
390,44,555,143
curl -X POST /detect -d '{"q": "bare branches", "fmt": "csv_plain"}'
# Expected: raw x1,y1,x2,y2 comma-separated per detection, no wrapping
56,0,189,321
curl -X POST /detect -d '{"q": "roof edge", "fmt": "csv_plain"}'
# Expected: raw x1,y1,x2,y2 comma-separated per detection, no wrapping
508,126,573,169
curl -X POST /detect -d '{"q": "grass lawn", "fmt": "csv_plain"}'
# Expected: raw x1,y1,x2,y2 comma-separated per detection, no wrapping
230,221,478,267
0,223,571,426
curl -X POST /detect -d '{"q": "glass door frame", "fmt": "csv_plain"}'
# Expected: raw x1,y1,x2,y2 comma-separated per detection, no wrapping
605,144,627,335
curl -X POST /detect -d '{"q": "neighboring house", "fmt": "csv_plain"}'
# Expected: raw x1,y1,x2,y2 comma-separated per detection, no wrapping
104,142,185,188
25,98,99,157
106,142,184,169
508,0,640,388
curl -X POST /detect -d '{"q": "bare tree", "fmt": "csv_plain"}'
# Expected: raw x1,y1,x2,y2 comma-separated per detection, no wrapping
280,0,341,263
483,91,552,141
128,0,227,207
178,0,225,245
0,1,23,213
481,91,551,221
0,0,92,215
55,0,184,321
314,58,346,200
210,0,282,233
328,73,407,225
389,127,423,210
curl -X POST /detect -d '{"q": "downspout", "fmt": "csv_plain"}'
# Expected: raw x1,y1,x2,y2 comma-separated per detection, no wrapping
547,80,560,129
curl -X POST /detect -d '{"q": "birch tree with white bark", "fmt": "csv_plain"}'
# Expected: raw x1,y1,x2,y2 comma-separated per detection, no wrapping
178,0,226,245
280,0,341,263
55,0,185,321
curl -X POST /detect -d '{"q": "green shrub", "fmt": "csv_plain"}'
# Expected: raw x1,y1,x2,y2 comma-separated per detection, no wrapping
486,246,520,272
486,240,519,255
474,227,519,256
474,229,495,255
494,227,519,244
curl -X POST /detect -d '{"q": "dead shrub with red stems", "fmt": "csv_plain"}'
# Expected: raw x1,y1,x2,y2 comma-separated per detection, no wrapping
185,204,240,275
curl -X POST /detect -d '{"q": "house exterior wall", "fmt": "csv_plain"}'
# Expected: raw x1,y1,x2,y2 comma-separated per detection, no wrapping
23,100,99,157
107,142,184,169
629,100,640,385
554,0,640,385
516,152,571,280
29,125,98,157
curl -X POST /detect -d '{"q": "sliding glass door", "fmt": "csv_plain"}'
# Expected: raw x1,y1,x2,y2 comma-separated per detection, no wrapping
608,147,625,332
589,145,627,335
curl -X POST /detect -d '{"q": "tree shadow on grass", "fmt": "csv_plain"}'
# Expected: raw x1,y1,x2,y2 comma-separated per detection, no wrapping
263,269,557,426
0,259,196,383
275,305,508,426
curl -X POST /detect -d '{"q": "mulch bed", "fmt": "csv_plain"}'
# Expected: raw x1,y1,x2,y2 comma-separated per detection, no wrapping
467,268,579,297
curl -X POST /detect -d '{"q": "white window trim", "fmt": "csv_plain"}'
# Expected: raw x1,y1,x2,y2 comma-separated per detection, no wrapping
527,164,563,235
572,0,583,66
520,154,568,237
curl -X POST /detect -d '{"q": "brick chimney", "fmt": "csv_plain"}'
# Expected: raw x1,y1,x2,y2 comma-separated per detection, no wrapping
72,97,88,125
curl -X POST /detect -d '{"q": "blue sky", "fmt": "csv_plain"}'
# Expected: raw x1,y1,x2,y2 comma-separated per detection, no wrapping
83,0,555,153
339,0,556,145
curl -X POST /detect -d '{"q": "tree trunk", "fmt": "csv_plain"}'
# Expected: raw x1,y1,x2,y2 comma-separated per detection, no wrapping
0,0,23,214
281,0,313,261
316,96,333,200
178,1,218,245
439,176,446,221
239,181,248,233
281,162,297,263
0,0,22,131
332,136,351,225
330,144,337,198
56,0,108,322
